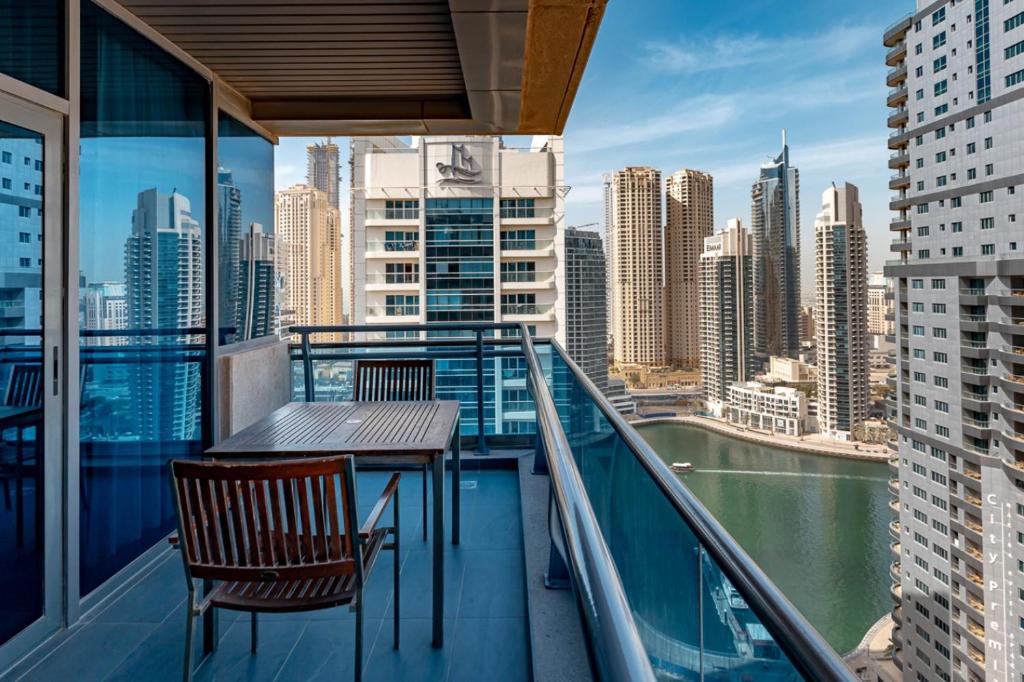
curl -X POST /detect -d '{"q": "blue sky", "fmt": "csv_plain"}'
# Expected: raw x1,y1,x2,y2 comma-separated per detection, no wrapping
276,0,903,299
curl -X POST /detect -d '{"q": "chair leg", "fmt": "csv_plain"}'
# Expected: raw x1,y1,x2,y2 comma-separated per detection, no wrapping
421,465,428,541
393,485,400,650
354,591,364,682
182,600,195,682
250,612,258,654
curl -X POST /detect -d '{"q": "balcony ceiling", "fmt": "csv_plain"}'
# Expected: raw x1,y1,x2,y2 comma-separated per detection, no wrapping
110,0,607,136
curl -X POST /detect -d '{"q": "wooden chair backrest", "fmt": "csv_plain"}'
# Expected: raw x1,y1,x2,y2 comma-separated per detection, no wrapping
352,359,435,402
170,456,360,583
4,363,42,408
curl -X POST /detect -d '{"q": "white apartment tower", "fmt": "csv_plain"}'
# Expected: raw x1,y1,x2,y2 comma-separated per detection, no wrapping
664,169,714,368
700,219,752,416
885,3,1024,680
814,182,869,441
275,184,342,334
609,167,664,367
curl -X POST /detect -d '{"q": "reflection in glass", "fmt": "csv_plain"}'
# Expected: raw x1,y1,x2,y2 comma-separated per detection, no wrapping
0,120,44,646
78,2,208,595
217,113,275,345
0,0,65,96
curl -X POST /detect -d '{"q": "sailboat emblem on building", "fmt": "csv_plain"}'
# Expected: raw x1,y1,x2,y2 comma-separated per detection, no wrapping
436,144,482,185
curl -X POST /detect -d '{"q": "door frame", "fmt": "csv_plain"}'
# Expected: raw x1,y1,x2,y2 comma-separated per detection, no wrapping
0,90,67,672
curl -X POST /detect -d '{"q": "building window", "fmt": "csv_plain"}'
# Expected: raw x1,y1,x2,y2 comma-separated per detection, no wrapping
981,217,995,229
499,198,536,219
982,244,995,255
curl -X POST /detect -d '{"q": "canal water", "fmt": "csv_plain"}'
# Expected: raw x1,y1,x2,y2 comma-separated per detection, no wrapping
636,422,891,655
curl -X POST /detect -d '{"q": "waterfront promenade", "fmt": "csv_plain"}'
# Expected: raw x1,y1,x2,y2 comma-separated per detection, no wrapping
631,414,891,462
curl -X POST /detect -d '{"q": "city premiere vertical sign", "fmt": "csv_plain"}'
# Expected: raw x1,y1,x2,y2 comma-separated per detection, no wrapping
984,487,1014,680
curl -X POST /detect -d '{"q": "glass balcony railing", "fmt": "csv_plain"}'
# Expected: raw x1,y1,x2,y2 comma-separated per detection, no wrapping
502,302,554,316
367,240,420,252
366,207,420,220
283,323,850,680
500,238,554,251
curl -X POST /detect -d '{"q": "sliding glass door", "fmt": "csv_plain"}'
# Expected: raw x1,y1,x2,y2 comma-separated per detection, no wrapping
0,90,65,667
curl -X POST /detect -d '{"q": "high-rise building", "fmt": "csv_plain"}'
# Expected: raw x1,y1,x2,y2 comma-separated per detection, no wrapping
349,135,566,435
884,4,1024,679
868,272,895,336
123,189,203,441
236,222,276,341
751,134,801,365
814,183,869,441
602,173,614,347
275,184,342,334
664,169,713,368
609,166,664,367
217,167,242,340
307,138,341,211
565,226,608,391
0,133,42,348
700,219,752,416
82,282,127,347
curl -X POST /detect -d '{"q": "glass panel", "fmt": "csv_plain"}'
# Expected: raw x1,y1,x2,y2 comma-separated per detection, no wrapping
217,113,275,345
546,346,807,680
0,0,65,96
78,2,209,595
0,120,44,645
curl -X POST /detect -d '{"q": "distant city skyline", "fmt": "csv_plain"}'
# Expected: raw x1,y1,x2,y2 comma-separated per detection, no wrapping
273,0,899,301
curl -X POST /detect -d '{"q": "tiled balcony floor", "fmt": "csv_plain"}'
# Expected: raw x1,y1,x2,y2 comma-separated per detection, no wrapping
18,468,529,682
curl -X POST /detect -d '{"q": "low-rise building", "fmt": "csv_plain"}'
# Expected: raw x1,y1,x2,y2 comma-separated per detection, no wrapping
764,356,814,383
725,381,808,436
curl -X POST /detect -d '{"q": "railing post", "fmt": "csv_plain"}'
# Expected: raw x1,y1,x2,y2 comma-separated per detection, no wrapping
301,331,314,403
475,329,488,454
545,486,571,589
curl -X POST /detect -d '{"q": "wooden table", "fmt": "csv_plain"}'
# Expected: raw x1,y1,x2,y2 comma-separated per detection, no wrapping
205,400,462,648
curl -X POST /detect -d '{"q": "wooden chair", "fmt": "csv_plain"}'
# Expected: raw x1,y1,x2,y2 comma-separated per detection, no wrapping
0,363,42,547
169,456,400,682
352,359,434,540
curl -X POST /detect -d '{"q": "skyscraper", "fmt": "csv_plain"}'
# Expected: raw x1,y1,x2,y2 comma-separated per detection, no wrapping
217,167,242,340
306,138,341,211
814,183,869,441
82,282,127,347
664,169,713,369
275,184,342,335
348,135,566,435
565,226,608,391
609,166,664,367
751,134,801,365
700,219,752,416
867,272,894,337
123,189,203,441
236,222,276,341
884,4,1024,678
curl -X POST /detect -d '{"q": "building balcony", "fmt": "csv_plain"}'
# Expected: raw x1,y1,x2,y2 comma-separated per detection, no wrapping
887,130,908,150
887,108,909,129
885,41,907,66
365,209,420,227
7,322,853,681
890,240,912,253
888,478,900,496
889,561,901,581
366,241,421,260
886,64,907,87
884,14,912,47
499,207,555,225
499,239,555,258
888,173,910,189
888,151,909,169
500,271,557,291
366,307,420,323
364,273,420,292
886,85,908,107
501,303,555,322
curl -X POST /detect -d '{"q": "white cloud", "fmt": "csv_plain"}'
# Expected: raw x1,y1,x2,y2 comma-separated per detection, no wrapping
641,24,880,74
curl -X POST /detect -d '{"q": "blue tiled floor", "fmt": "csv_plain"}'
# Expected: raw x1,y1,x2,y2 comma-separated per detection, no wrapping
20,468,529,682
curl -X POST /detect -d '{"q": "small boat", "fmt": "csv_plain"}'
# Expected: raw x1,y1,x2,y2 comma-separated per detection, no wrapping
671,462,694,473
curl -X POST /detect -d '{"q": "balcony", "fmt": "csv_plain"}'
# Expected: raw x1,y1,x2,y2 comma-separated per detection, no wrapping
890,240,912,253
888,173,910,189
364,272,420,292
499,238,555,258
365,207,420,225
500,303,555,321
885,41,907,66
366,241,421,261
8,322,852,680
886,86,908,107
884,13,913,47
500,270,557,291
888,150,909,169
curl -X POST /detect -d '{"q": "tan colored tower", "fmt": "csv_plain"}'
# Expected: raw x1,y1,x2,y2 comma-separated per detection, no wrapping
275,184,343,339
609,167,664,367
664,169,713,368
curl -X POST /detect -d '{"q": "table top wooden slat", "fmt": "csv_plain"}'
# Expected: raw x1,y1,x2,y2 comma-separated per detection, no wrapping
205,401,461,459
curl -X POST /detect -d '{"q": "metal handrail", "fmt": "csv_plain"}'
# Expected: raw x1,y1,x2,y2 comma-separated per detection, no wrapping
519,330,656,682
546,340,853,681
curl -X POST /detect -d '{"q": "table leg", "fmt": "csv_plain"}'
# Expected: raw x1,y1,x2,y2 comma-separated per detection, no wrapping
452,418,461,546
432,454,444,648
